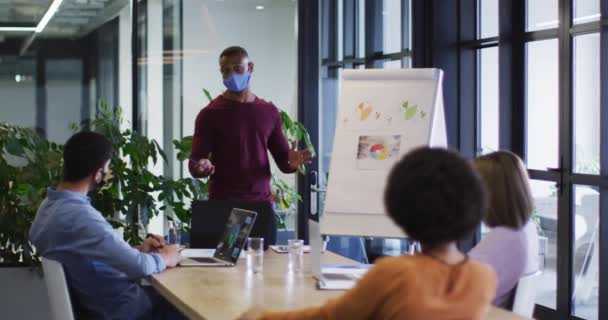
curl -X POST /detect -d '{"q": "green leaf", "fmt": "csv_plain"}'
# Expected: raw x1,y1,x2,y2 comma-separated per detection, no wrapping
152,140,168,164
14,183,33,196
174,136,193,161
280,110,294,135
69,122,80,133
303,134,316,157
203,88,213,103
5,137,24,156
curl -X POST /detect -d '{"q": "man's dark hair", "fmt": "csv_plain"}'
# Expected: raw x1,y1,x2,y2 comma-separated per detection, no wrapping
384,147,486,249
219,46,249,60
63,131,113,182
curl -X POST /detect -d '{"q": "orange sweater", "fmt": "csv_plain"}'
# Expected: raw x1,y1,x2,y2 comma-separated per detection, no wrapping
258,255,497,320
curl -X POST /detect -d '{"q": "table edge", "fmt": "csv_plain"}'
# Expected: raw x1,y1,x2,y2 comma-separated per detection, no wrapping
149,273,206,320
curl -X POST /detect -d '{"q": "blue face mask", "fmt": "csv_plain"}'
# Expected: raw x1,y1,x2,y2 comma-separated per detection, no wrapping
223,72,251,93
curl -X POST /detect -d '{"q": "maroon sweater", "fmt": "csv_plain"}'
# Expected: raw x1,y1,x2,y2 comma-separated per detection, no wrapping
189,95,295,201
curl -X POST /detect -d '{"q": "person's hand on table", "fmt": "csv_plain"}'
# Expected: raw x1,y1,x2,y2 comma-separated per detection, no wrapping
139,234,165,253
157,245,179,268
288,141,314,172
236,306,266,320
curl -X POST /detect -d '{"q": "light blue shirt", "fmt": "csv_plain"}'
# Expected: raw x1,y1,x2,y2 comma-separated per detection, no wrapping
29,188,166,319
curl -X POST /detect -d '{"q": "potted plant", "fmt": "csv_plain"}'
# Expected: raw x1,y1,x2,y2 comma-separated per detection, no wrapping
0,123,61,318
0,102,209,317
81,101,207,242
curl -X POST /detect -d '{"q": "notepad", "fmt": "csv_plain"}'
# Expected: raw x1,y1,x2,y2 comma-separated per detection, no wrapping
316,264,372,290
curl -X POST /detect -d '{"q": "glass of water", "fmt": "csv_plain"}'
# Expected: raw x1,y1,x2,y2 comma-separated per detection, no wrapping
247,237,264,273
288,239,304,273
167,219,181,245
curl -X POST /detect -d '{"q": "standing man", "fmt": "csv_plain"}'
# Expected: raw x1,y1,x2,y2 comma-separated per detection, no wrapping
189,46,312,240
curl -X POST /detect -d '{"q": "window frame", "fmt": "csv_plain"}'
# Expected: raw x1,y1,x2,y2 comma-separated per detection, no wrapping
322,0,412,72
459,1,608,319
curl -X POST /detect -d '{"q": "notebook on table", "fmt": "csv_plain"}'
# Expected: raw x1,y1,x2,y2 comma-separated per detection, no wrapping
309,220,371,290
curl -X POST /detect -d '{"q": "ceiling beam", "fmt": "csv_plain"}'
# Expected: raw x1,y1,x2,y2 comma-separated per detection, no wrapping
0,38,24,55
0,22,37,28
76,0,128,37
53,16,91,24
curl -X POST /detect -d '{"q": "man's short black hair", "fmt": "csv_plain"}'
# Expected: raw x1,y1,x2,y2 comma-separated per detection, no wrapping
384,147,486,249
63,131,112,183
219,46,249,60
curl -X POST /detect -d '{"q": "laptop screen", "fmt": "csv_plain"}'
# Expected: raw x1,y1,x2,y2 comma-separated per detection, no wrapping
190,200,274,249
214,208,257,263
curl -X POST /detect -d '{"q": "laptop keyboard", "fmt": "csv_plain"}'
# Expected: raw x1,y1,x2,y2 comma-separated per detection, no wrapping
190,257,218,264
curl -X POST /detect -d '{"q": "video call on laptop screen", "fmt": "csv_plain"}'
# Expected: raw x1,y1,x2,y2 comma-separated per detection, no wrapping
215,210,256,262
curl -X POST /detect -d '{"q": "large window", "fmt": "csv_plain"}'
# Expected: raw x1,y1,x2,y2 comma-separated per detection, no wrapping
525,39,560,171
525,27,564,320
479,47,499,154
0,4,121,148
475,0,500,155
464,0,607,319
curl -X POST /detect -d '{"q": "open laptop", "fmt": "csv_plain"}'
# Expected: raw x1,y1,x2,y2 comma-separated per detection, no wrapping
179,208,257,267
190,200,275,250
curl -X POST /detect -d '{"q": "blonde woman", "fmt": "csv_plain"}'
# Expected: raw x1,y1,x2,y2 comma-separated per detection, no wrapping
469,151,539,308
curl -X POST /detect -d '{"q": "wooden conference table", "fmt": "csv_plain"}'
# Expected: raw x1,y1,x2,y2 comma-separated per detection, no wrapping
150,251,531,320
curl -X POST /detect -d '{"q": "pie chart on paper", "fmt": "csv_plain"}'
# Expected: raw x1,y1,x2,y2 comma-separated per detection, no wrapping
370,144,389,160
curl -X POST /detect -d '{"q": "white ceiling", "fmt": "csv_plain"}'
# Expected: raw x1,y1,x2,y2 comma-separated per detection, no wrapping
0,0,128,39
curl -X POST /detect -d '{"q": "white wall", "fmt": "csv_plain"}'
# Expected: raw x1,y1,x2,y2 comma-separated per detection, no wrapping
182,0,298,131
119,6,133,133
46,59,82,144
0,80,36,128
146,0,165,235
0,59,81,145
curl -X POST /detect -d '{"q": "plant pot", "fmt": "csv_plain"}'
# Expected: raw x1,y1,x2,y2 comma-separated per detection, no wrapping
0,267,51,319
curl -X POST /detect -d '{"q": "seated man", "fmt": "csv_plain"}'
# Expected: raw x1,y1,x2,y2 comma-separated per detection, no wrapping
29,132,183,320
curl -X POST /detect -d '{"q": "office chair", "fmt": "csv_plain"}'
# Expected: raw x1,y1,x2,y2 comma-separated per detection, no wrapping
41,257,75,320
511,270,542,318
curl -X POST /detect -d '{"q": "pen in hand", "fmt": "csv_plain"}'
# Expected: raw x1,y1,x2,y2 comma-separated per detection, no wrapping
189,153,214,177
189,152,213,166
